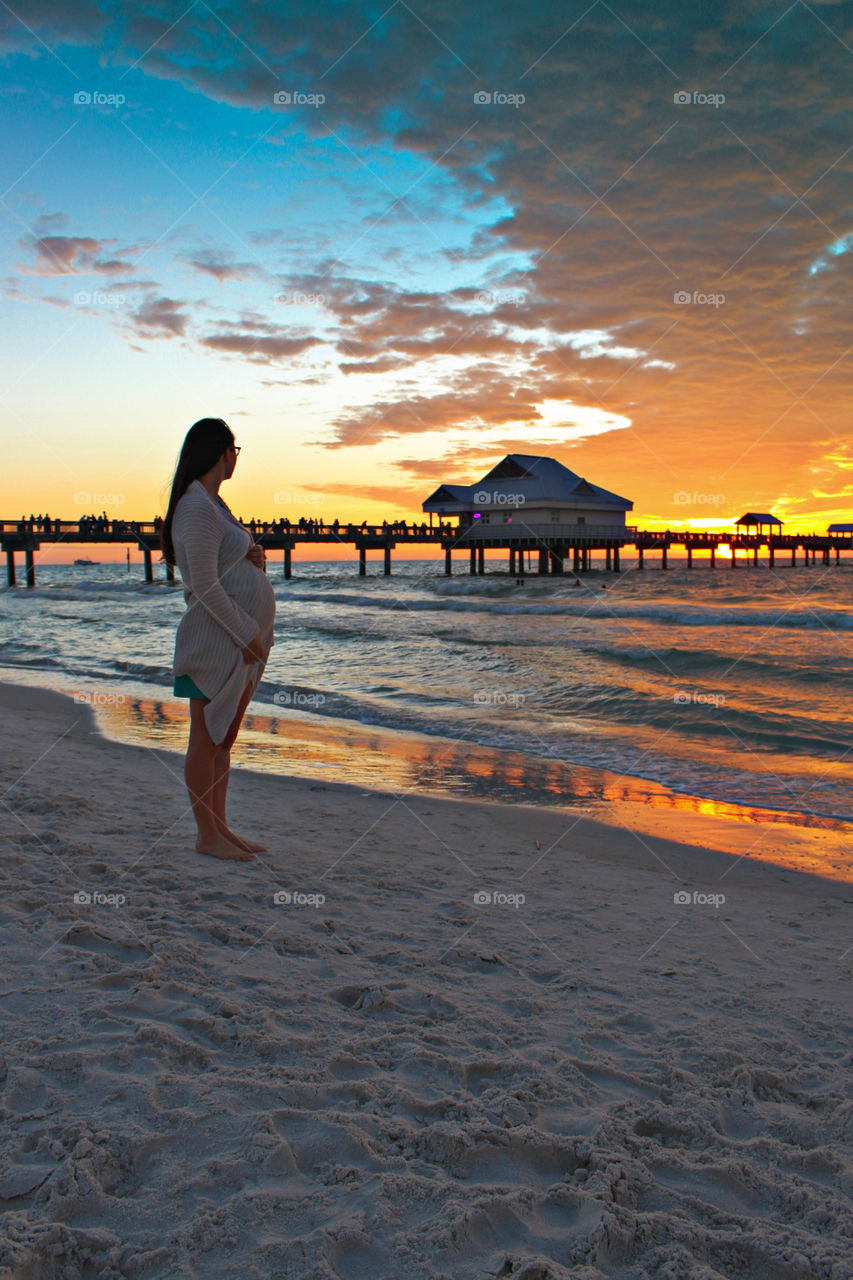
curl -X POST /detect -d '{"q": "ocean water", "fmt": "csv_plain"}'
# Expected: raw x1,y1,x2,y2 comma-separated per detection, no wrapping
2,557,852,825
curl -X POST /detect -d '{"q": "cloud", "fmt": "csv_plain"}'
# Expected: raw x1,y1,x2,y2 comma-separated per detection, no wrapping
96,277,161,291
201,331,321,361
185,251,263,282
21,235,105,275
326,365,571,448
286,481,424,505
130,295,190,337
0,0,107,54
93,257,137,275
18,231,137,278
32,212,69,235
9,1,853,520
393,457,467,480
339,355,410,374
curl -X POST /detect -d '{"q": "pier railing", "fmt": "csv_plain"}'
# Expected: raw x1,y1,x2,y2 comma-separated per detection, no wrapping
459,521,637,543
0,519,453,541
1,515,851,586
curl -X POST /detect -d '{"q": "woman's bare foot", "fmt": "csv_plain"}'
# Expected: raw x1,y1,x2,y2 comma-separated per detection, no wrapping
196,832,255,861
216,822,267,853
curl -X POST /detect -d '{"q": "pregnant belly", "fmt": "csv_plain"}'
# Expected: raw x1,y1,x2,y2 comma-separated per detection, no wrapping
225,562,276,633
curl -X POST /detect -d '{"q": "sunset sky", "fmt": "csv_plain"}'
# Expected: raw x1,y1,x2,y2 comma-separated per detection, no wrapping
3,0,853,556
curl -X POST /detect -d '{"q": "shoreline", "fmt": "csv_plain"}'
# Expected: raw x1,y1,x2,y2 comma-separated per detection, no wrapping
3,664,852,885
1,678,852,1277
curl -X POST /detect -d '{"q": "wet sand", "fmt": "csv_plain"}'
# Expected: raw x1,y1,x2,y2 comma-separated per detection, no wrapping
1,678,851,1279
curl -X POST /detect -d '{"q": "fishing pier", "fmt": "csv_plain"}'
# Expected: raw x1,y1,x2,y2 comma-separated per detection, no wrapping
1,515,851,587
4,451,851,587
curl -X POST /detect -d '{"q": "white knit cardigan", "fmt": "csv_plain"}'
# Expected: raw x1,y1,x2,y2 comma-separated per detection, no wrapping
171,480,276,744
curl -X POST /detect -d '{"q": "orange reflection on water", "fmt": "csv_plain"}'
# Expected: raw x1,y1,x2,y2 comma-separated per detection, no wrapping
89,692,853,884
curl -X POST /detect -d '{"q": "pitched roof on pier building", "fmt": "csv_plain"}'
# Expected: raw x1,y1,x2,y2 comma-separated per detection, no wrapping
735,512,783,529
423,454,633,521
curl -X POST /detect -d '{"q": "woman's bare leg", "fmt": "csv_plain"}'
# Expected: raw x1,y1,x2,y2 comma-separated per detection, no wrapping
186,697,253,861
212,680,267,854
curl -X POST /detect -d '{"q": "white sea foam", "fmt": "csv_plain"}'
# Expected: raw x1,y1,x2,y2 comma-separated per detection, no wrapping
3,560,852,820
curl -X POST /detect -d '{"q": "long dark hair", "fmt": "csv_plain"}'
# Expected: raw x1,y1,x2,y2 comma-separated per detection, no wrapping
161,418,235,565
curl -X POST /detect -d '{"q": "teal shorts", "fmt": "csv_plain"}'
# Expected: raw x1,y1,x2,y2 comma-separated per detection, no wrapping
173,674,207,699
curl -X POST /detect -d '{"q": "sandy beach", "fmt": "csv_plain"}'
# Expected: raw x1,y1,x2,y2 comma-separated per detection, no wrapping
1,677,851,1279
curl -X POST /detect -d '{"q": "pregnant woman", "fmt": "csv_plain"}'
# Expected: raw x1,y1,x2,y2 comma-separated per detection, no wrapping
161,418,276,861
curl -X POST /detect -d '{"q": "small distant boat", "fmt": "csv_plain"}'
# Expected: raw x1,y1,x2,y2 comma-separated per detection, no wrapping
73,557,99,565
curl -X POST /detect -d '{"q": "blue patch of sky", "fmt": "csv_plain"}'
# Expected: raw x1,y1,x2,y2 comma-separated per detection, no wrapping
809,234,852,276
2,46,530,307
